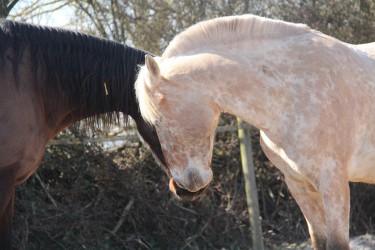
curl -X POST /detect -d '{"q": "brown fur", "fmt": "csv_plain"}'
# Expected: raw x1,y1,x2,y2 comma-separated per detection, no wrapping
0,20,167,249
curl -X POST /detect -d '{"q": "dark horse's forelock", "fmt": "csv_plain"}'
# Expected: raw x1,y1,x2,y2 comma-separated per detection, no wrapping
0,19,147,128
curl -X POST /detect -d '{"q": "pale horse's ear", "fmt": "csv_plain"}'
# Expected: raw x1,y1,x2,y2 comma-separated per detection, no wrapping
145,55,160,89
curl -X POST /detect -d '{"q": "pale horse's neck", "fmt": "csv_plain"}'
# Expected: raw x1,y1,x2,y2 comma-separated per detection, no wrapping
171,32,334,133
190,40,300,132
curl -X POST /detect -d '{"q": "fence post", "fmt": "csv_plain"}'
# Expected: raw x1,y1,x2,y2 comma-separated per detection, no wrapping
237,118,264,250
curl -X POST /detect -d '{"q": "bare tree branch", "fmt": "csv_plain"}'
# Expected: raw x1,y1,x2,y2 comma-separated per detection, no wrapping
12,2,70,21
72,0,108,38
7,0,18,10
9,0,71,22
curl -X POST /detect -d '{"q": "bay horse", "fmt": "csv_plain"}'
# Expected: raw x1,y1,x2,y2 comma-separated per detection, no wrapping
0,20,167,249
135,15,375,249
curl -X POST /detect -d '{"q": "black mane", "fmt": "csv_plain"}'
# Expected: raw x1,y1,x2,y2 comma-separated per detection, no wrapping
0,19,148,127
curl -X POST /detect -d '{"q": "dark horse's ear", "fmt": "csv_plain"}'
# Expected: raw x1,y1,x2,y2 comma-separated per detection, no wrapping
145,55,160,86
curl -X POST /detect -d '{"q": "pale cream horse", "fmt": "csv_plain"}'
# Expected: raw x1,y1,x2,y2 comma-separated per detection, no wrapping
135,15,375,249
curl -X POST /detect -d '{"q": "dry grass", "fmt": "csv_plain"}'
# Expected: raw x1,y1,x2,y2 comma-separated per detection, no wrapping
12,119,375,249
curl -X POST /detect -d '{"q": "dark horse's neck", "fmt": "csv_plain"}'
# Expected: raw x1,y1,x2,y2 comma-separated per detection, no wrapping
0,20,147,134
0,20,167,167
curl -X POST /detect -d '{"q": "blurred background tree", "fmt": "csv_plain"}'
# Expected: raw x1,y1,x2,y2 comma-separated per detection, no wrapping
5,0,375,249
9,0,375,50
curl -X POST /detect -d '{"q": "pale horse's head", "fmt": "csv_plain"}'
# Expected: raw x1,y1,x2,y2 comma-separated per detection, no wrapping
135,55,221,201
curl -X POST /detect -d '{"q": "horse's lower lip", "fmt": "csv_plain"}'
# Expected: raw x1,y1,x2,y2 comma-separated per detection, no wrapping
169,178,208,201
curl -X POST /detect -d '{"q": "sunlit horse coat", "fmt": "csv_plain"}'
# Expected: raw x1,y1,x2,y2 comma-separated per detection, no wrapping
135,15,375,250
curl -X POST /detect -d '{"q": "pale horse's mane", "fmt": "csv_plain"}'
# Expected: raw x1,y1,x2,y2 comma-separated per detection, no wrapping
163,14,311,58
136,15,312,124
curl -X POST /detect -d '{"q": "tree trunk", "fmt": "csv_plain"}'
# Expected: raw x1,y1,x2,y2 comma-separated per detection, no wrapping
0,0,19,18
